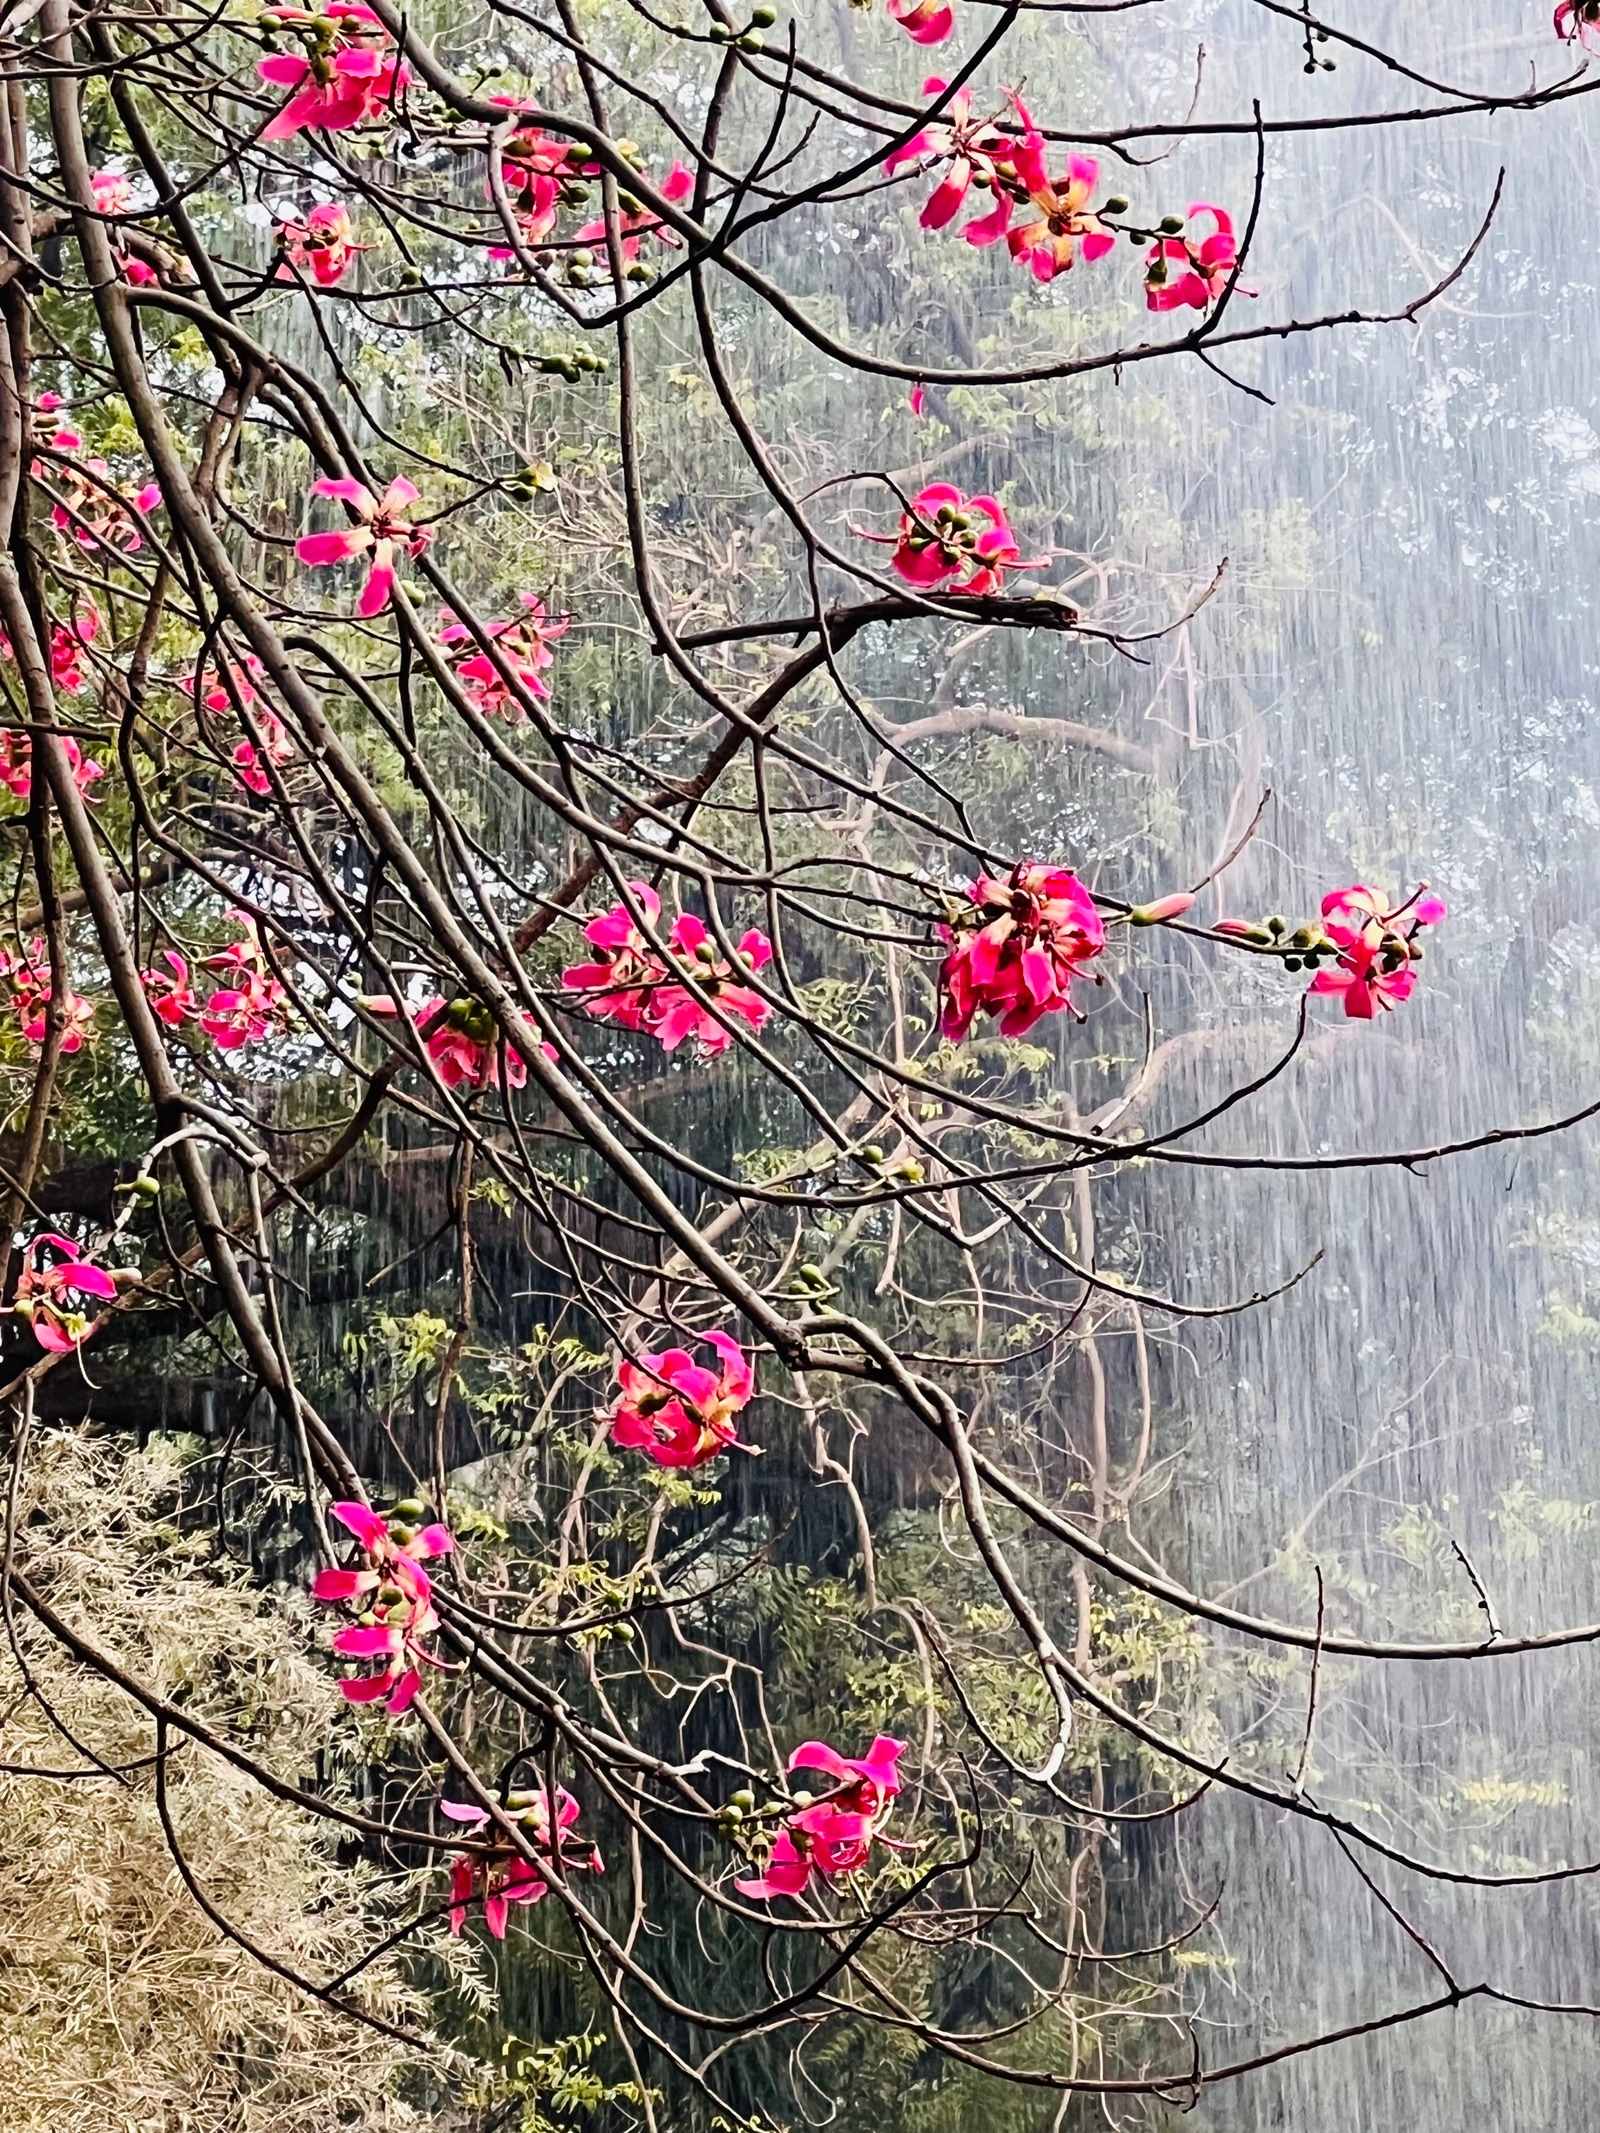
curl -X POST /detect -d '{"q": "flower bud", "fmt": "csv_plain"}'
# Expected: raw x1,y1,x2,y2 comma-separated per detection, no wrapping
1128,892,1195,925
393,1497,426,1517
1104,196,1130,215
1158,214,1184,234
751,3,776,21
730,1786,756,1811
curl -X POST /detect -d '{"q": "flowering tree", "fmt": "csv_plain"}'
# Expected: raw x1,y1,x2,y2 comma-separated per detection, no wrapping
0,0,1596,2121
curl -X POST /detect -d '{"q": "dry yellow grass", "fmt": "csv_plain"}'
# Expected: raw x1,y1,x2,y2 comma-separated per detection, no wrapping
0,1428,448,2131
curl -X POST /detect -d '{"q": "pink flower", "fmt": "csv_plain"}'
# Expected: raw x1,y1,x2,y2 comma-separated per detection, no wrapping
1000,154,1115,282
1146,204,1243,312
231,712,295,795
910,383,926,416
0,599,100,701
1556,0,1600,49
440,1787,602,1937
645,912,773,1055
361,992,538,1091
1308,882,1446,1021
197,912,288,1050
0,731,101,804
296,474,431,616
37,428,161,555
276,201,369,285
560,880,669,1033
485,114,598,256
939,861,1105,1041
0,942,93,1051
887,0,954,42
257,3,410,142
311,1500,453,1714
142,949,196,1028
88,172,160,286
609,1330,754,1469
736,1736,908,1902
12,1231,118,1353
570,159,694,273
90,169,134,215
439,594,567,719
561,885,773,1055
49,600,101,695
867,482,1041,597
884,81,1019,237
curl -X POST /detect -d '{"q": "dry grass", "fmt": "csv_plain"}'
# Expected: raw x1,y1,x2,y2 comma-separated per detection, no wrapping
0,1428,448,2132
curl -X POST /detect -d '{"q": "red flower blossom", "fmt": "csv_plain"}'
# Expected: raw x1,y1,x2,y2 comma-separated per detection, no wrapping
439,594,567,718
887,0,954,42
561,884,773,1055
485,110,598,256
311,1500,453,1715
0,942,94,1051
195,913,289,1050
1556,1,1600,51
0,730,103,805
12,1231,118,1354
89,169,160,285
142,949,196,1028
0,600,101,701
296,474,430,616
360,992,547,1090
232,711,296,795
1145,204,1243,311
939,861,1105,1041
736,1736,908,1902
276,201,369,285
609,1330,754,1469
1308,883,1446,1020
37,427,161,555
257,3,410,143
987,142,1115,284
866,482,1041,596
571,159,693,272
440,1788,603,1938
884,81,1018,235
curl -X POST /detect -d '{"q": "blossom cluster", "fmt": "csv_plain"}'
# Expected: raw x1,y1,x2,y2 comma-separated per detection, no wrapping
33,419,161,555
561,882,772,1056
11,1231,118,1353
441,1788,603,1938
736,1737,909,1902
257,4,411,141
1217,883,1447,1018
311,1500,453,1714
0,942,94,1053
359,991,556,1091
609,1331,754,1469
140,913,290,1051
886,80,1244,308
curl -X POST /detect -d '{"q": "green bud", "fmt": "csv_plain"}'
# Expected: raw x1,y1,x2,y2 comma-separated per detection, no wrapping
1158,214,1184,234
750,3,776,20
790,1788,814,1808
614,1619,636,1640
862,1144,885,1163
1104,195,1129,215
393,1497,426,1517
730,1787,756,1811
388,1521,417,1545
